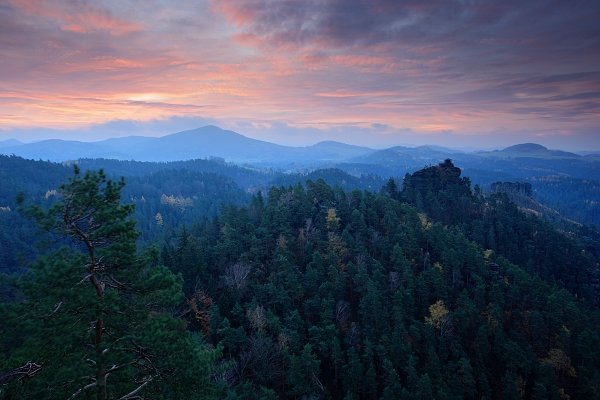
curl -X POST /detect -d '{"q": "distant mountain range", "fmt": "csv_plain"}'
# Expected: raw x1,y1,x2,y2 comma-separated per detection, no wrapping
0,126,378,164
1,126,599,228
482,143,582,159
2,126,600,190
1,125,594,164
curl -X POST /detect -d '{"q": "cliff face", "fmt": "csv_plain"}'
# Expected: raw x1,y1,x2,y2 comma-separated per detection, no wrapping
408,159,464,192
404,162,582,233
402,159,476,225
490,180,580,230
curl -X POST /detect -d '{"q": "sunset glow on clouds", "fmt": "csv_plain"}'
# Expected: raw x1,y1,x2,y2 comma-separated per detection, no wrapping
1,0,599,148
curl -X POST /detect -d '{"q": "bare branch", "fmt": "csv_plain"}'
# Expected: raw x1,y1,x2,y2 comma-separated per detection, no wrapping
335,300,351,328
115,376,154,400
75,274,92,286
103,274,130,291
223,262,251,294
43,301,63,318
67,381,97,400
312,371,325,392
105,360,138,375
0,361,42,385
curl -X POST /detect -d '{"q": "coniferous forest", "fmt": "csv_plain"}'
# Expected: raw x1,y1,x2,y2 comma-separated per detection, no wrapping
3,1,600,398
1,157,599,399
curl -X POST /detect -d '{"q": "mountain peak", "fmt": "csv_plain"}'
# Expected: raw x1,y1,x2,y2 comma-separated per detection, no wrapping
169,125,233,137
312,140,348,146
0,139,22,148
502,143,548,152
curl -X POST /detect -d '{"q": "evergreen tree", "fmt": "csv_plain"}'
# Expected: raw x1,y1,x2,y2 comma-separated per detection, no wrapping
2,168,217,399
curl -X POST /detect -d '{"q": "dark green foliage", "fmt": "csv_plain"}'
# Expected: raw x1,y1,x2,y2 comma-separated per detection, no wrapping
271,168,385,193
2,157,600,399
403,160,600,305
402,159,475,225
0,156,250,273
0,155,72,273
162,174,600,399
0,168,217,399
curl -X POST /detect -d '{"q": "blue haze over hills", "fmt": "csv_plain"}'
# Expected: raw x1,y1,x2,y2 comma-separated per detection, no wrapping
1,126,598,179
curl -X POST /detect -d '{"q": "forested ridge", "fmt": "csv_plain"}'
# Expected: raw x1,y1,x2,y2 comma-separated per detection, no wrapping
0,156,382,272
1,159,600,399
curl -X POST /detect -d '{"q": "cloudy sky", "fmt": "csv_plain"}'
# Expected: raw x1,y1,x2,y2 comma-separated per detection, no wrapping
1,0,599,149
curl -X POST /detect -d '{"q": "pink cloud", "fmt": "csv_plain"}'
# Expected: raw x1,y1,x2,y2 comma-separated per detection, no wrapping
316,90,397,99
232,33,263,47
9,0,142,35
0,0,598,149
211,1,260,26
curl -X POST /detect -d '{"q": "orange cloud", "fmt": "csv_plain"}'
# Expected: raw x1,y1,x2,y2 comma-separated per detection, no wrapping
1,0,598,150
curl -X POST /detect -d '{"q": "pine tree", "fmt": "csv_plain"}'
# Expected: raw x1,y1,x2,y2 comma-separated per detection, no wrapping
4,168,217,399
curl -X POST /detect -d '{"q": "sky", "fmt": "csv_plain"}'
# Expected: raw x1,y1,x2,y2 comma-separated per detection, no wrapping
0,0,599,150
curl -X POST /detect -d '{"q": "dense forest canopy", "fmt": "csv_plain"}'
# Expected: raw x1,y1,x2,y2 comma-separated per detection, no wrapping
1,168,217,399
1,157,599,399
